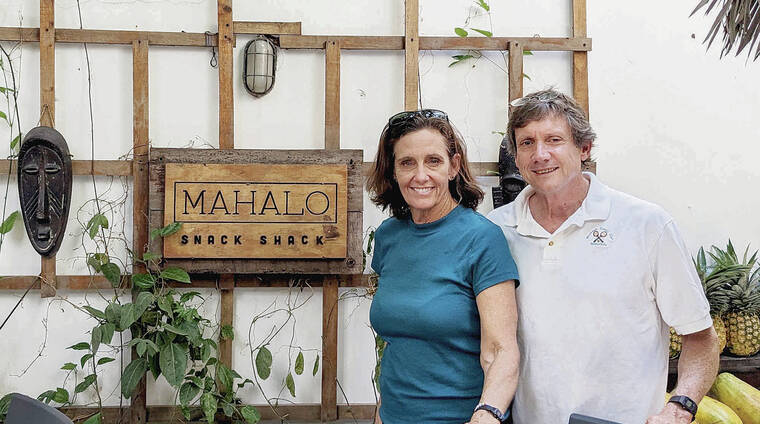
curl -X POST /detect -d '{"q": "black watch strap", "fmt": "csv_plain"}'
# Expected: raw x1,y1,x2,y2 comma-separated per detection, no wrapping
667,395,698,418
474,403,507,422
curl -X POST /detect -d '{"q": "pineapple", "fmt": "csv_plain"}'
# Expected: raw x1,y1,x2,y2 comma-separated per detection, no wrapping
710,241,760,356
669,327,683,359
695,247,731,352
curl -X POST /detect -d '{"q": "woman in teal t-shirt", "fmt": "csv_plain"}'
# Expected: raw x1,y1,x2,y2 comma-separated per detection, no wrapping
366,110,520,424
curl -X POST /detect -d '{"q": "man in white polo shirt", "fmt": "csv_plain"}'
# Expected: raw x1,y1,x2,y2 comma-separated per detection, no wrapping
487,89,719,424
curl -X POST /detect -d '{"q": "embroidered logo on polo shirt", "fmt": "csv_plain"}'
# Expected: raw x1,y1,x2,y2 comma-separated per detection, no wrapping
586,226,614,247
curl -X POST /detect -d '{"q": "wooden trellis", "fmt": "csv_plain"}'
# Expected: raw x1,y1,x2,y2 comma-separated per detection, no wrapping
0,1,595,422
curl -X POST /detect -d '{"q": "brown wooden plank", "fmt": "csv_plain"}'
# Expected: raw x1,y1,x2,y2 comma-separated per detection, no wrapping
421,36,591,52
233,21,302,35
338,404,377,420
0,27,39,42
39,0,56,298
325,39,341,150
508,41,524,103
218,0,234,150
0,27,217,47
1,159,135,176
404,0,420,111
321,276,339,421
280,35,404,50
131,39,150,424
572,0,590,117
219,273,234,392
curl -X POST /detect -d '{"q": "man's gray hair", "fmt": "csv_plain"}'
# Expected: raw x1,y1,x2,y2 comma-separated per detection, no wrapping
505,88,596,165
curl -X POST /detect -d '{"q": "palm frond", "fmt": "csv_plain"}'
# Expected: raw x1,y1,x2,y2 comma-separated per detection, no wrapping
692,0,760,61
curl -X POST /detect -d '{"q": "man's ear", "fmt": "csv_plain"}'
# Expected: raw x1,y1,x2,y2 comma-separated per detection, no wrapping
580,142,591,162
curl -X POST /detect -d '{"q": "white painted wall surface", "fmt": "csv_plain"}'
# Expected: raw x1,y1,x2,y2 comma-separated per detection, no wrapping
0,0,757,410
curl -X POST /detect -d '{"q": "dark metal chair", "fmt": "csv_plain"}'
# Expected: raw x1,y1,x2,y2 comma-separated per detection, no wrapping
5,393,73,424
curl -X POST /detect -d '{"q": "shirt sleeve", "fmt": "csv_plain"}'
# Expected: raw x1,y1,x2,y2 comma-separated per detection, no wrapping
651,220,712,335
471,224,520,295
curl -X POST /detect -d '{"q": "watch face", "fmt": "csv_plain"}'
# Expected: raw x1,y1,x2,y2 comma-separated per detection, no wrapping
669,395,697,416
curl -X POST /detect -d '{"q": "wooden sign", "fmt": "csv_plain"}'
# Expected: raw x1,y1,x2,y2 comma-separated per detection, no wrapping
149,149,363,274
163,163,347,259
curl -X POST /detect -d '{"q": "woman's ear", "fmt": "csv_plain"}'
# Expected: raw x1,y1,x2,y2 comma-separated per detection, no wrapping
450,153,461,179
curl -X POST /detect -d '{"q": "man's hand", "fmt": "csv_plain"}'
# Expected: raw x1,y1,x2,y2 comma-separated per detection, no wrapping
645,402,694,424
466,409,501,424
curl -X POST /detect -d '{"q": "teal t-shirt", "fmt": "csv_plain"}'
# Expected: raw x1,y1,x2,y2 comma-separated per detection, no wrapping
369,205,519,424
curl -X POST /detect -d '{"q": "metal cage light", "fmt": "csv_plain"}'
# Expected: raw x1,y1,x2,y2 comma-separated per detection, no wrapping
243,36,277,97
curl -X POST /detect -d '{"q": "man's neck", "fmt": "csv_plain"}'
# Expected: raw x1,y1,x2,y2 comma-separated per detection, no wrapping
528,174,590,234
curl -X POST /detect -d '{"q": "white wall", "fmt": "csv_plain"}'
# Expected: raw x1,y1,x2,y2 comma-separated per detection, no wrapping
0,0,757,409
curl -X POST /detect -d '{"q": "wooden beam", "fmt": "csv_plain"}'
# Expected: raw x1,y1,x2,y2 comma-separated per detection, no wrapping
0,159,133,176
0,27,218,47
508,41,524,103
39,0,56,298
233,21,301,35
219,274,235,389
404,0,420,110
130,39,150,424
320,277,339,422
325,40,341,150
217,0,234,150
420,36,591,52
280,35,404,50
572,0,590,117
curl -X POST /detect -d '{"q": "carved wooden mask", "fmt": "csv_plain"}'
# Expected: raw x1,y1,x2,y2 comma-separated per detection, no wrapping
17,126,72,256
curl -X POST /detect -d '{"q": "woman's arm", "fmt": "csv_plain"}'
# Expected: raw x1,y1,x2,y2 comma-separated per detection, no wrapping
469,281,519,424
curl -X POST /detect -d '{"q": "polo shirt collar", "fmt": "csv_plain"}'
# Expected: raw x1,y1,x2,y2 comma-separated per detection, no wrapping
503,172,611,237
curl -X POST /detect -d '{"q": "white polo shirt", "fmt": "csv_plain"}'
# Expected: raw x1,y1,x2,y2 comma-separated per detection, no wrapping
487,172,711,424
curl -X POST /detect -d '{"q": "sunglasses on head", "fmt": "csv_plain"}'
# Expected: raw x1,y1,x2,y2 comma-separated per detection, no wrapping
387,109,449,133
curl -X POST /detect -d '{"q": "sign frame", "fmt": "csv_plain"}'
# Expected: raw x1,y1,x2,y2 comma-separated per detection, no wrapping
148,148,363,274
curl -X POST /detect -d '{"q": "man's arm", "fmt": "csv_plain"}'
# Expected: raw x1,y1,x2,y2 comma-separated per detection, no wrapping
646,326,720,424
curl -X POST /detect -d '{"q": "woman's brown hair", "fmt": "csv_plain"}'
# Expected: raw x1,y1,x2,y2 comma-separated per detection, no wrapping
366,113,483,219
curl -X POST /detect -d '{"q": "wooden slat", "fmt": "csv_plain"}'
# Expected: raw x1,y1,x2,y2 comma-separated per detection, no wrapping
325,40,341,150
508,41,524,103
233,21,301,35
218,0,234,150
321,276,339,422
130,39,150,424
280,35,404,50
1,159,133,176
39,0,56,299
572,0,590,117
219,274,234,388
404,0,420,110
0,27,217,47
421,36,591,52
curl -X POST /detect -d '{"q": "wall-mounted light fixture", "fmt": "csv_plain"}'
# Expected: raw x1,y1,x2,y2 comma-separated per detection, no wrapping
243,36,277,97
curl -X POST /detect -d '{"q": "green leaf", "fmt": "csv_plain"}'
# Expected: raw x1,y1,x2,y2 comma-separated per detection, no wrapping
136,340,147,357
200,392,217,423
522,72,532,81
101,262,121,286
159,342,188,388
86,253,108,273
105,302,121,325
240,405,262,424
471,28,493,37
100,323,115,345
86,213,109,240
10,133,21,150
75,374,97,393
132,273,156,289
134,291,155,317
523,50,533,55
83,412,102,424
38,390,56,404
0,110,7,122
179,381,201,406
142,251,161,262
221,324,234,341
150,228,162,240
255,346,273,380
449,54,474,67
294,351,304,375
97,357,115,366
161,221,182,237
82,305,106,320
157,295,174,319
179,291,203,303
221,401,235,417
61,362,77,370
0,393,13,415
0,211,19,234
217,362,233,393
0,87,13,94
162,323,189,336
285,372,296,397
119,304,136,330
80,353,93,368
91,325,102,354
313,354,320,376
201,342,212,363
160,267,190,284
476,0,490,11
68,342,90,351
53,387,69,404
121,358,148,398
454,27,468,37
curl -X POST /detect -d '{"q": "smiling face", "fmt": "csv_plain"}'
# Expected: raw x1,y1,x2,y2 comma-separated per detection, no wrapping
393,128,460,223
514,114,590,197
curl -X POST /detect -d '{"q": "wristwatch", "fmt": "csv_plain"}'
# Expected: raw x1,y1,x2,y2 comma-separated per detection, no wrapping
667,395,698,419
474,403,508,422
